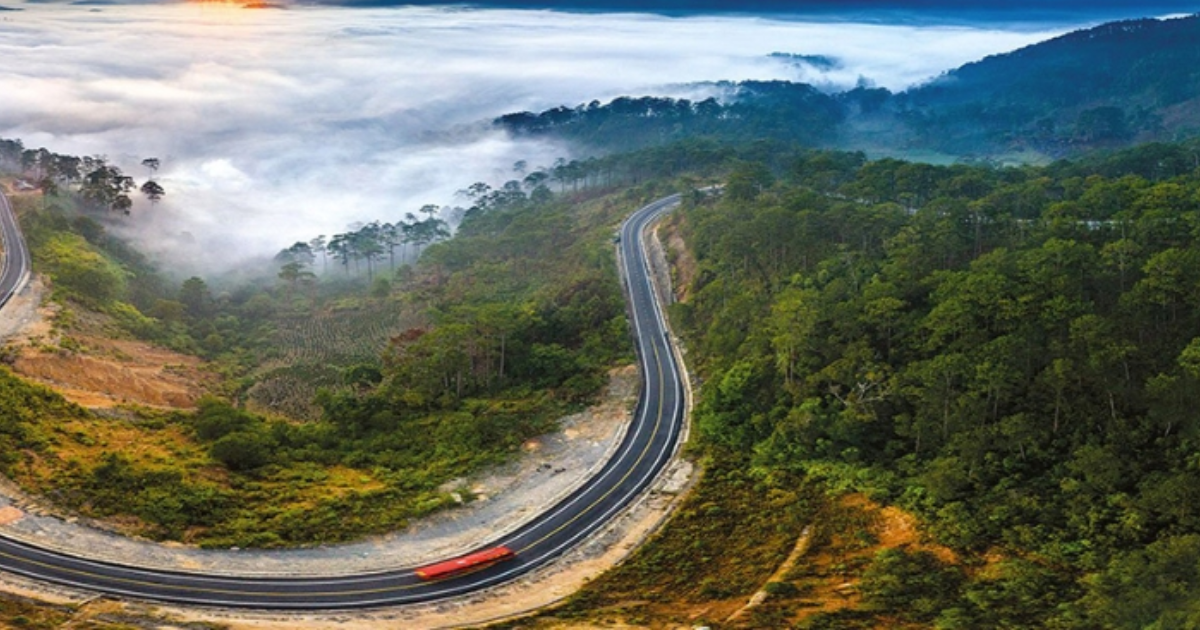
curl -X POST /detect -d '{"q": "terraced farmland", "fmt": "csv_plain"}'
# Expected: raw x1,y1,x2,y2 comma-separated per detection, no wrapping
245,300,418,420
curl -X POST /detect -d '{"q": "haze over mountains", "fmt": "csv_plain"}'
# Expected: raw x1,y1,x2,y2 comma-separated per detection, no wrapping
5,2,1200,627
898,15,1200,154
1,1,1195,272
325,0,1198,21
0,2,1069,272
498,14,1200,161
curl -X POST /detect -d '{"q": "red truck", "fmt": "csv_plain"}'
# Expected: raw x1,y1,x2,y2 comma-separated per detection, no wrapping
413,546,515,581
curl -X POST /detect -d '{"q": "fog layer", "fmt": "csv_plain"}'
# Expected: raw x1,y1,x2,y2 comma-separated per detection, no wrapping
0,3,1072,271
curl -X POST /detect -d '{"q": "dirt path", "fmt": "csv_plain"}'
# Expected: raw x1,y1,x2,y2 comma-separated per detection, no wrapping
726,527,813,624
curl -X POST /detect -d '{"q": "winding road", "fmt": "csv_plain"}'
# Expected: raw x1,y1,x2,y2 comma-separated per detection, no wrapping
0,191,686,609
0,190,30,310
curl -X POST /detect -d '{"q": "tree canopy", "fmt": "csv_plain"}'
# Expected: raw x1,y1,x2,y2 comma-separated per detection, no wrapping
674,143,1200,626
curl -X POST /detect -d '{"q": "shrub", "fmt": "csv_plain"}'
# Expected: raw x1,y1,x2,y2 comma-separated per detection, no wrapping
210,431,275,472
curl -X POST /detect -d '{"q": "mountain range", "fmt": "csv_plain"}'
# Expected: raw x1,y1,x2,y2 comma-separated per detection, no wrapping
496,13,1200,162
325,0,1198,21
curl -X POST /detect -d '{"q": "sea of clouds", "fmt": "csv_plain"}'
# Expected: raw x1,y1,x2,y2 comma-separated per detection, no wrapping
0,3,1078,273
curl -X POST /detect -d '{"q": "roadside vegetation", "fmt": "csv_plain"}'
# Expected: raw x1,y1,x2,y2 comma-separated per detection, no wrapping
1,14,1199,628
0,138,746,548
0,592,229,630
8,132,1200,626
0,595,77,630
527,141,1200,628
538,456,824,628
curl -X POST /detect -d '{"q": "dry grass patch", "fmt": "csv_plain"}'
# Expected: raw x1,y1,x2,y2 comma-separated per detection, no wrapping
9,301,213,411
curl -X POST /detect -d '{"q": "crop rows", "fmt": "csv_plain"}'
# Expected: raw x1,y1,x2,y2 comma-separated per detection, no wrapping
270,304,411,365
245,304,417,419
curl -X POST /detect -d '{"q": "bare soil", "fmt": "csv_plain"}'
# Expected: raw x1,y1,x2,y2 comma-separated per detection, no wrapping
0,278,213,410
657,215,697,304
783,493,957,623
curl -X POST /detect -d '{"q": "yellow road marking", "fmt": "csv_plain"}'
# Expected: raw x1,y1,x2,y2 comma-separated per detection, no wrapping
518,338,667,553
0,203,676,603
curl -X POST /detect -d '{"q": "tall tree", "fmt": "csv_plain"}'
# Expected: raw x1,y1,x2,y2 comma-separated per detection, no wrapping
140,180,165,206
36,177,57,210
179,277,212,319
308,235,328,274
81,163,135,213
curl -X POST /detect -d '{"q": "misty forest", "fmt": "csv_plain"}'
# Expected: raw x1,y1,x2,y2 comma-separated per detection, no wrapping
2,4,1200,630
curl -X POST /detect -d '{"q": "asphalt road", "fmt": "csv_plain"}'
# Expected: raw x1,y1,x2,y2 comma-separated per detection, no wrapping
0,191,30,310
0,192,686,609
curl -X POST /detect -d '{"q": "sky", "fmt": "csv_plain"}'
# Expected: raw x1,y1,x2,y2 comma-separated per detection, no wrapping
0,1,1158,273
324,1,1200,22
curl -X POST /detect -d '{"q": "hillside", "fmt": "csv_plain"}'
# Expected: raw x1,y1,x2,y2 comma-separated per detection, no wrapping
510,141,1200,628
892,14,1200,155
0,139,740,549
497,82,843,153
5,9,1200,624
498,14,1200,161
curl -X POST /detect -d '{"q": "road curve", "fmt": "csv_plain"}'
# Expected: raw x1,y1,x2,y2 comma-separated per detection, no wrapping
0,192,686,609
0,191,31,310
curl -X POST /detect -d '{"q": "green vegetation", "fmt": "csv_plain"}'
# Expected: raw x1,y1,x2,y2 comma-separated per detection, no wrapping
0,366,91,473
498,82,842,153
566,458,819,609
498,456,823,629
501,140,1200,629
0,139,163,215
0,137,754,547
498,15,1200,161
0,595,74,630
2,11,1198,620
0,592,229,629
896,16,1200,155
653,143,1200,626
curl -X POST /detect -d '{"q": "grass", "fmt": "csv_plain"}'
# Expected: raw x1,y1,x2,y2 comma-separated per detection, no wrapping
512,454,823,628
2,389,417,547
497,470,967,630
0,592,231,629
0,595,73,630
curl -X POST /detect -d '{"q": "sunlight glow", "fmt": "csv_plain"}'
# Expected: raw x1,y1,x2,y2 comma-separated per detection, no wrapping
0,3,1077,272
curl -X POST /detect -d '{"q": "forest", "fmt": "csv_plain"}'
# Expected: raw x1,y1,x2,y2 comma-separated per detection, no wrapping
496,14,1200,160
5,133,1200,626
652,140,1200,627
496,82,843,153
0,139,163,215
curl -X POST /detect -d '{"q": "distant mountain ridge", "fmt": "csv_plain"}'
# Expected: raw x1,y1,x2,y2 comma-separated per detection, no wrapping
496,13,1200,160
892,14,1200,155
496,81,844,152
328,0,1199,20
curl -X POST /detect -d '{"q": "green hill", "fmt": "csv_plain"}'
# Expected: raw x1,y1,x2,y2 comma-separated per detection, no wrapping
498,14,1200,160
894,14,1200,155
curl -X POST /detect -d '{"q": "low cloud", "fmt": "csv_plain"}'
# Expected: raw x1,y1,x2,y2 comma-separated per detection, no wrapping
0,3,1074,273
